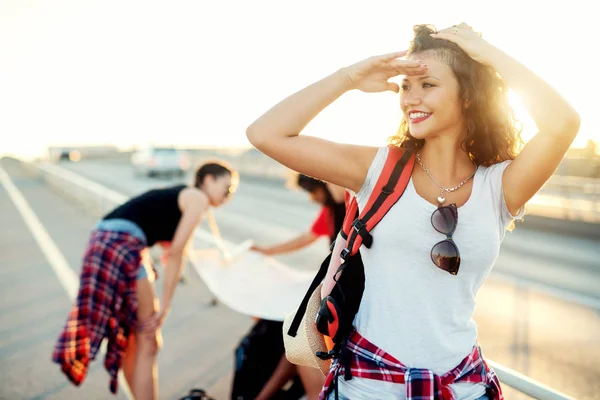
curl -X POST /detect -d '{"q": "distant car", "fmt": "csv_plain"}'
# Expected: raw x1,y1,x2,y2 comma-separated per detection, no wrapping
131,147,190,178
58,150,81,162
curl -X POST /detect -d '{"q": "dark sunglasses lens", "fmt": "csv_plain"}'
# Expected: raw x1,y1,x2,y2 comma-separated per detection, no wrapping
431,206,457,235
431,241,460,275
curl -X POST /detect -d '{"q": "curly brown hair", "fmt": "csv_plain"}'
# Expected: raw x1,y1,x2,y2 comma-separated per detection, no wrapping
388,24,523,167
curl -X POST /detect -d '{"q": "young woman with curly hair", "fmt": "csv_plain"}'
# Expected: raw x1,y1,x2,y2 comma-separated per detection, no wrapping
246,23,580,400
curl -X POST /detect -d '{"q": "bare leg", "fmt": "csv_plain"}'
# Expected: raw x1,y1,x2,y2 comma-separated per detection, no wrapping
255,354,297,400
132,275,161,400
122,334,136,392
297,366,325,400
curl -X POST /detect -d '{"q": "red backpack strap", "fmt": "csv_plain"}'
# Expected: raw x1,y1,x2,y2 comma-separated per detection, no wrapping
340,146,415,259
342,194,359,234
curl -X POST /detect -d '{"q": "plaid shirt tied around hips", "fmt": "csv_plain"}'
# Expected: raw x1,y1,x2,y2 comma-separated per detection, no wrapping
319,330,503,400
52,229,149,394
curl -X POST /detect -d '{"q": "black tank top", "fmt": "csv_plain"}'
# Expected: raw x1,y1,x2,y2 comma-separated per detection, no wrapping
103,185,186,246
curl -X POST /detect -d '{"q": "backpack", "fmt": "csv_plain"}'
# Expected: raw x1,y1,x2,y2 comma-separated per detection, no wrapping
232,319,304,400
286,146,415,379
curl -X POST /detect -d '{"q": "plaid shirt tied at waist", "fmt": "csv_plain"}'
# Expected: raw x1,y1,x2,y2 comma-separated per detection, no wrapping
52,229,149,394
319,330,503,400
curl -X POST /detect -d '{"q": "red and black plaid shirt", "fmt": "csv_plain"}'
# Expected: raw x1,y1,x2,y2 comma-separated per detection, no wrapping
319,330,503,400
52,229,147,394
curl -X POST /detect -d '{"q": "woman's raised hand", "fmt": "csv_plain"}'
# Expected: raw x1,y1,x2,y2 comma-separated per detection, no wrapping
342,50,427,93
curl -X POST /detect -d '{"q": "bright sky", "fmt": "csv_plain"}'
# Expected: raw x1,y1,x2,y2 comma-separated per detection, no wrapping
0,0,596,160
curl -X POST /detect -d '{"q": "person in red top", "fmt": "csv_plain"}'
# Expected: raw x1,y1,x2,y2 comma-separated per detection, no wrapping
310,206,335,239
240,174,345,400
252,174,346,256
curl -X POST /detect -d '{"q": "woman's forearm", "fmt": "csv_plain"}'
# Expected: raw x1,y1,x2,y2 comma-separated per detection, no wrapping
263,233,318,256
161,252,184,311
254,355,297,400
246,69,352,146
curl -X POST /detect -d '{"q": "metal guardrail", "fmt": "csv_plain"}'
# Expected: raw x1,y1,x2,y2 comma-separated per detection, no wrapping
29,160,577,400
55,152,600,224
488,361,575,400
534,175,600,220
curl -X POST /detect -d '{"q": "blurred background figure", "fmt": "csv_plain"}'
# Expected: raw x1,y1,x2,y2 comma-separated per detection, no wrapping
52,161,237,400
228,175,346,400
251,174,346,255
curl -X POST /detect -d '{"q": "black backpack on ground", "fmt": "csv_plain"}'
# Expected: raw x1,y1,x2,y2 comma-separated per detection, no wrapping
231,319,305,400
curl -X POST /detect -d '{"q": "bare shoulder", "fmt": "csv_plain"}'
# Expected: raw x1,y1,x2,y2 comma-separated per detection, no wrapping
178,187,208,212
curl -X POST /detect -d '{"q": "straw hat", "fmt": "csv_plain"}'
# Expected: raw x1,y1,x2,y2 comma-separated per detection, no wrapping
282,284,332,375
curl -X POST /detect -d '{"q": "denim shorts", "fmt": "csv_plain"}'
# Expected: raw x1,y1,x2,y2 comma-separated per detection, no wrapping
95,218,152,281
136,264,151,280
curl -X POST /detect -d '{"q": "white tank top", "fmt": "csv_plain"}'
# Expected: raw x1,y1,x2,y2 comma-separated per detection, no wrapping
336,147,523,400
